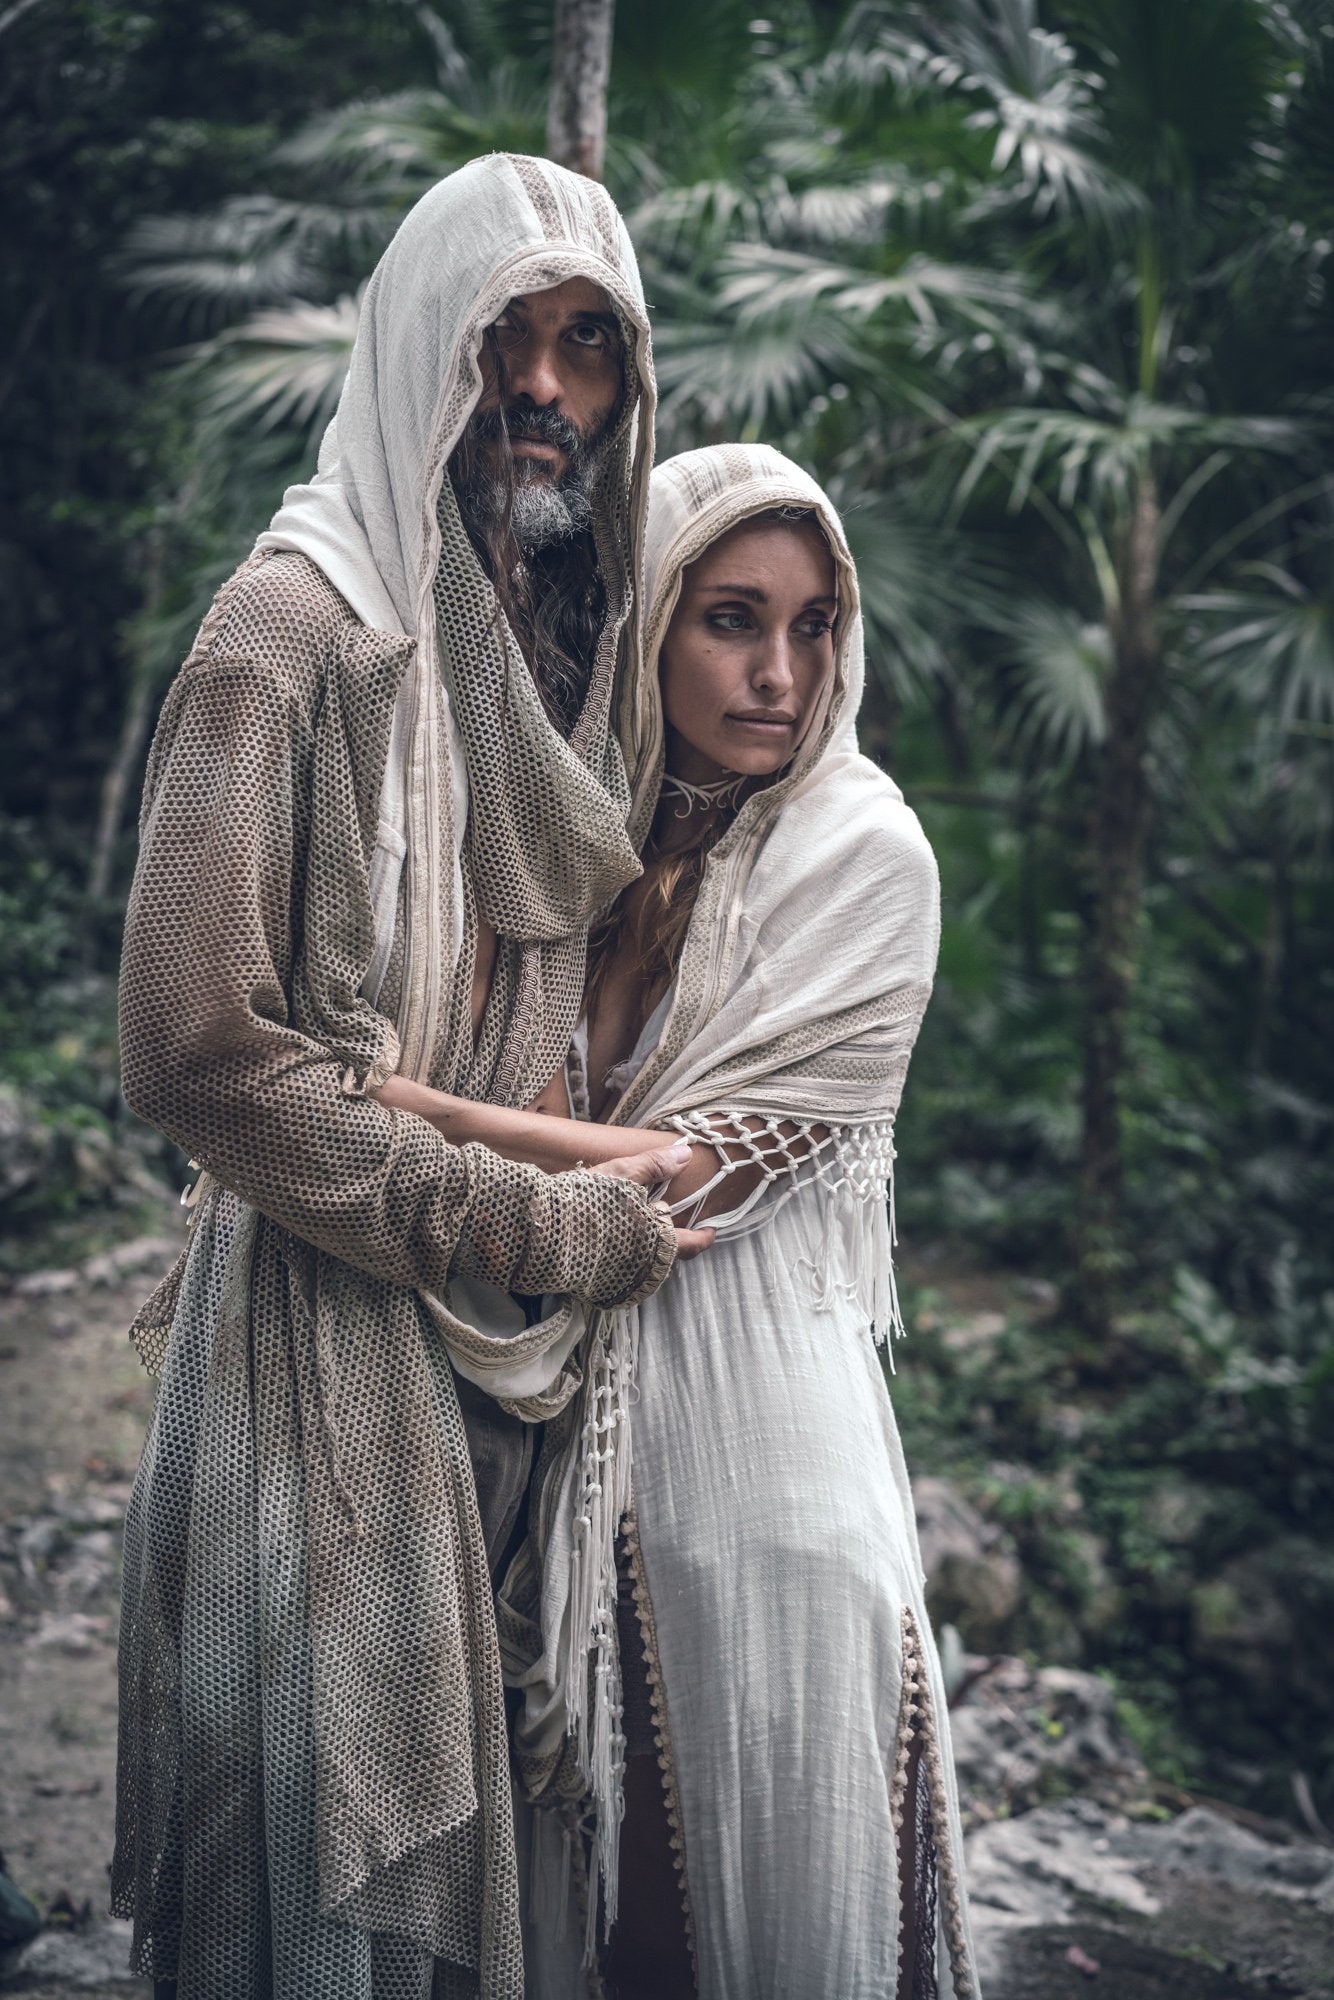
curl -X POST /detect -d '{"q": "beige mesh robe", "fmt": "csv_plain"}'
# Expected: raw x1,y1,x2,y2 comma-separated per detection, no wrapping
508,446,979,1997
112,155,674,2000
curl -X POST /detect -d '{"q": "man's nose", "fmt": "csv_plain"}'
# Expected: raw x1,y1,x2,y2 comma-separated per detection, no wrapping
505,335,563,409
754,632,795,696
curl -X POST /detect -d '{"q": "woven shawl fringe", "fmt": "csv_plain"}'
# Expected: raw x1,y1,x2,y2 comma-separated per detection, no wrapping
796,1157,906,1362
556,1305,637,1961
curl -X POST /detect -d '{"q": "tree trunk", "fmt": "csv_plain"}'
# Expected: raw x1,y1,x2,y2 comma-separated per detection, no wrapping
546,0,615,181
1077,471,1161,1336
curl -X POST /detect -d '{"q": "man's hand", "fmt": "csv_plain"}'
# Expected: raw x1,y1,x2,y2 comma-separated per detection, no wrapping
592,1137,715,1262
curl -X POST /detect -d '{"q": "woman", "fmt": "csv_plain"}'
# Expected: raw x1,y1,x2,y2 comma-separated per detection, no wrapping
382,444,977,1999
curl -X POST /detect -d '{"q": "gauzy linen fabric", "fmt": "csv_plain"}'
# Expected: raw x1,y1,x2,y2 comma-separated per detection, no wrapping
112,155,675,2000
505,445,980,1997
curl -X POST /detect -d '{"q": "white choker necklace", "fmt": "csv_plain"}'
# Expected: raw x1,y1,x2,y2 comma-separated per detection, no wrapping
660,772,749,818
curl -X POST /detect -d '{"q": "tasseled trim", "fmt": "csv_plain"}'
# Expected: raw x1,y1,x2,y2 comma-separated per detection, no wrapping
621,1507,698,1986
556,1306,638,1961
663,1112,906,1357
893,1607,978,2000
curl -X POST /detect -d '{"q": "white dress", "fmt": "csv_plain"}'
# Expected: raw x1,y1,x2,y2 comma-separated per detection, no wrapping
521,1013,978,2000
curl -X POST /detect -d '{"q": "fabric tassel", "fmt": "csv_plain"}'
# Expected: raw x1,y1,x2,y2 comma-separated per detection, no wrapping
869,1159,907,1364
556,1305,638,1957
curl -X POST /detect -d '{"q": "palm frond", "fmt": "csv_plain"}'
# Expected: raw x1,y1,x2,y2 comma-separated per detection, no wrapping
189,292,362,444
121,198,389,334
652,309,860,440
275,79,545,193
831,485,1005,699
935,0,1143,222
718,243,1032,332
995,597,1110,764
954,398,1306,516
1185,571,1334,730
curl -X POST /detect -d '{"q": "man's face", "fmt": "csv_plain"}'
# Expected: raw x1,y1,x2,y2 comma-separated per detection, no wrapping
476,277,624,476
454,277,626,557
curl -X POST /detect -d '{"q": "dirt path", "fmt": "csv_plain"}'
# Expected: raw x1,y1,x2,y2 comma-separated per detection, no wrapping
0,1235,179,1994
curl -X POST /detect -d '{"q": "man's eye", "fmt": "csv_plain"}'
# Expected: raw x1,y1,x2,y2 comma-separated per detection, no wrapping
492,315,525,349
569,323,608,347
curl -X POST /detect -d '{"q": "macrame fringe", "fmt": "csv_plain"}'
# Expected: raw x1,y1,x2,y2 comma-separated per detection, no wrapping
795,1144,905,1361
556,1305,637,1962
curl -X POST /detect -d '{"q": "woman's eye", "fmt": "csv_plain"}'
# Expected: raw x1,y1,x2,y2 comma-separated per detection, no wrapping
707,610,752,633
796,617,834,639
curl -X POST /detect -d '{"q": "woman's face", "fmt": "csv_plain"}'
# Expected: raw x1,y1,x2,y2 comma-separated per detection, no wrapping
659,517,838,784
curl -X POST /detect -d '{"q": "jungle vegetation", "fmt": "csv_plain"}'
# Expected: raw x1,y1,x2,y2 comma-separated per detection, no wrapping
2,0,1331,1831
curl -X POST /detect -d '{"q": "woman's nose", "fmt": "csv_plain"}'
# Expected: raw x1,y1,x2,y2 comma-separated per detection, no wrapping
753,633,795,695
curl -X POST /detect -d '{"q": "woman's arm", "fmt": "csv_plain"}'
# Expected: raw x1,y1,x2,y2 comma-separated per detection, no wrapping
376,1076,824,1227
375,1074,674,1174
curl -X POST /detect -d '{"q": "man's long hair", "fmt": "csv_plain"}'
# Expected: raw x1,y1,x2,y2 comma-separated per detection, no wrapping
448,325,618,739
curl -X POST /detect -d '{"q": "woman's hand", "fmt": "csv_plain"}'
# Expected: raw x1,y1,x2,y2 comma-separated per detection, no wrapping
591,1136,716,1262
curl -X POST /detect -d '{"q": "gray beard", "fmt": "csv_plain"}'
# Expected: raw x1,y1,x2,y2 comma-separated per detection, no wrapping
452,424,603,556
506,461,594,552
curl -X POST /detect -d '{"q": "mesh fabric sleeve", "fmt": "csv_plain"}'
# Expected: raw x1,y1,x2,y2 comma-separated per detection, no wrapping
119,649,674,1310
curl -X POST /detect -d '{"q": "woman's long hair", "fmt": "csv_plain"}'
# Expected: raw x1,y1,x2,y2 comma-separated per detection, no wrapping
587,503,825,1021
584,817,729,1024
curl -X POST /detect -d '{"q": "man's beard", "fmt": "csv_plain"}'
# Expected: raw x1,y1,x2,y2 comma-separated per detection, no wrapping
451,403,601,555
445,400,614,736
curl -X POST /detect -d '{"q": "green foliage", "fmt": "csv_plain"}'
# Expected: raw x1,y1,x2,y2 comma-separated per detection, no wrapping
893,1262,1334,1816
1,0,1331,1829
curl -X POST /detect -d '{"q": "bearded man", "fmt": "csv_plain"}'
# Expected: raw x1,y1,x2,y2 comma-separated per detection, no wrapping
113,155,698,2000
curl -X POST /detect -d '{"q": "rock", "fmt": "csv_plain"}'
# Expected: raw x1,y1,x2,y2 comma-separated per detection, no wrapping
914,1476,1023,1645
28,1611,111,1654
1126,1805,1334,1907
11,1233,181,1303
966,1796,1160,1986
2,1916,142,1987
941,1308,1007,1353
950,1656,1146,1819
11,1269,78,1299
80,1236,179,1289
49,1530,117,1610
966,1798,1334,1998
0,1869,42,1948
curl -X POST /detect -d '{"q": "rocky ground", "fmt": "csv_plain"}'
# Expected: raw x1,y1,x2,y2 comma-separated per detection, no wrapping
1,1244,1331,1996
